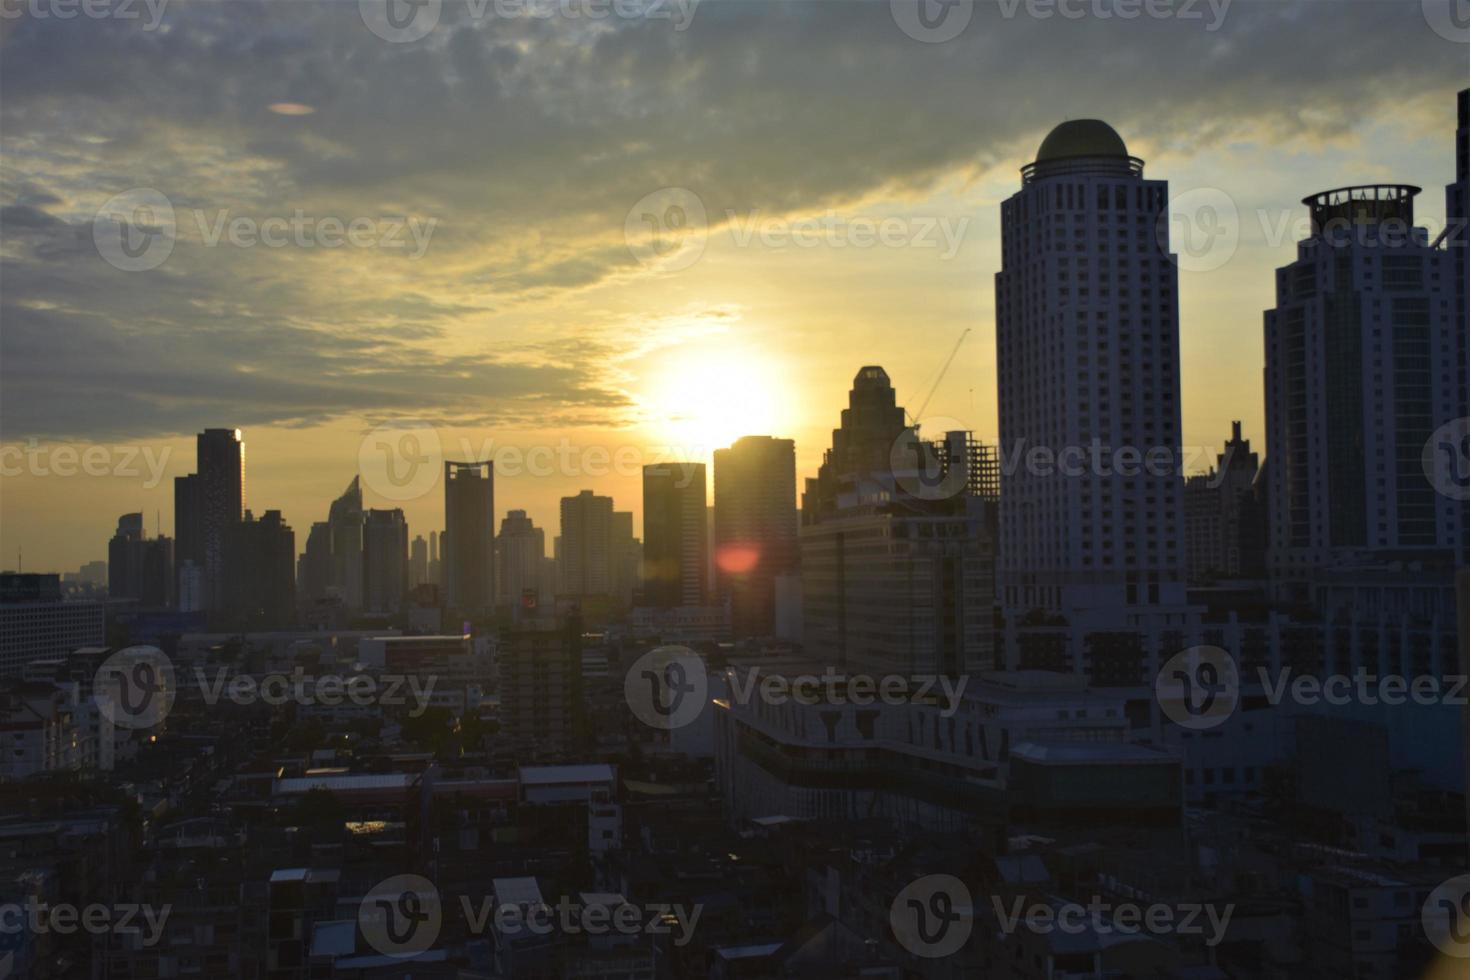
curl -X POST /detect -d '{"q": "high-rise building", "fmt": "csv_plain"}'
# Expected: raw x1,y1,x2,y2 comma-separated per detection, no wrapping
327,476,364,609
994,120,1189,646
107,513,146,599
642,463,708,608
299,521,332,601
195,428,245,610
226,510,295,628
409,534,428,589
1449,88,1469,567
0,574,105,677
799,368,996,676
498,618,582,758
444,461,494,616
428,530,441,585
610,510,637,608
173,473,201,603
1182,422,1266,583
559,491,615,599
497,510,546,610
713,436,798,637
108,513,174,607
1264,184,1462,596
802,366,908,523
362,509,409,615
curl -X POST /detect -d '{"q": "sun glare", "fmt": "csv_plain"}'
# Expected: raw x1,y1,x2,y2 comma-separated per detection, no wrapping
643,349,785,455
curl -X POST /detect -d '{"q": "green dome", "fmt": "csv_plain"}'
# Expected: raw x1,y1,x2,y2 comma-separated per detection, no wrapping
1035,119,1129,162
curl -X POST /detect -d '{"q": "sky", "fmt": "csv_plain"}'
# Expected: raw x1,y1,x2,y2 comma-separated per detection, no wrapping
0,0,1465,573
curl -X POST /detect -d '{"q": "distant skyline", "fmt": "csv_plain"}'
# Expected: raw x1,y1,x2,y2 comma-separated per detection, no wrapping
1,1,1464,571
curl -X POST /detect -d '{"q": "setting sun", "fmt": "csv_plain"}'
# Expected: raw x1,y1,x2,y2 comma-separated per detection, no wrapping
641,348,787,455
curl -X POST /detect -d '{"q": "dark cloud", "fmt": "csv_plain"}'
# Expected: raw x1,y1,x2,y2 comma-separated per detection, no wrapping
0,0,1461,439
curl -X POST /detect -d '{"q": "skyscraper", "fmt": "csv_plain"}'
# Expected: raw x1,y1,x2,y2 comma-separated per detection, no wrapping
1182,422,1265,583
107,513,146,600
559,490,614,599
799,368,995,675
196,428,245,611
994,121,1188,650
1264,184,1461,595
610,510,637,608
173,473,201,602
299,521,332,601
801,366,907,523
428,530,441,585
1449,88,1469,567
642,463,708,608
327,476,364,609
444,461,494,616
226,509,294,627
409,534,428,589
362,508,409,615
713,436,798,637
497,510,546,609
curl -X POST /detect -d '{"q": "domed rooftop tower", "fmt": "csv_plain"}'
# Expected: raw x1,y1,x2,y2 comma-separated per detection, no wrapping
1022,119,1143,183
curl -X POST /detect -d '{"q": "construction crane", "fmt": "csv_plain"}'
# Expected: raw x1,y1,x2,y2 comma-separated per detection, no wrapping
907,327,972,426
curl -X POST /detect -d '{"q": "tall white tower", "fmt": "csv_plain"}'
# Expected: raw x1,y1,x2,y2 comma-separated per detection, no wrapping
995,120,1190,656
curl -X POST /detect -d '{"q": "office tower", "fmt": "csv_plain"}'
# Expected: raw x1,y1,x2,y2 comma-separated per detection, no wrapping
1450,88,1469,566
107,513,146,599
1264,184,1462,596
1183,422,1266,583
799,367,995,675
994,120,1188,645
497,510,546,609
327,476,364,609
713,436,798,637
226,510,295,627
444,461,495,616
801,366,908,523
362,508,409,615
196,428,245,610
108,514,174,607
299,521,332,601
409,534,428,589
173,473,201,603
559,491,615,598
428,530,441,585
642,463,708,608
0,574,105,677
610,510,637,607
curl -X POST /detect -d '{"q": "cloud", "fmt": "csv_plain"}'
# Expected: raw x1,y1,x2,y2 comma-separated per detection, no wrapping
0,0,1461,439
